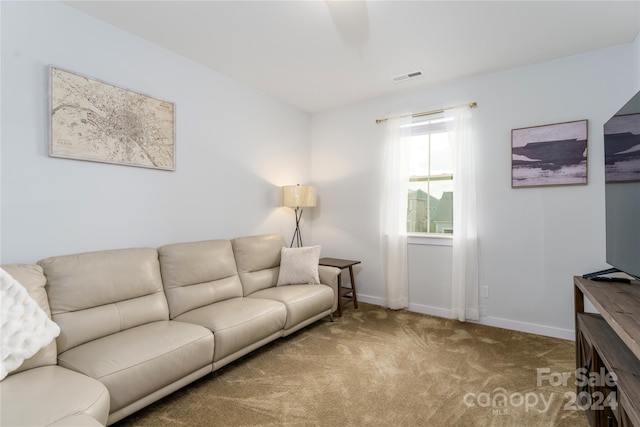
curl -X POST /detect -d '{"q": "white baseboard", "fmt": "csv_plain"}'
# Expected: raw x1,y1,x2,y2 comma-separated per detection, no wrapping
408,302,452,319
356,294,575,341
475,316,575,341
355,294,385,306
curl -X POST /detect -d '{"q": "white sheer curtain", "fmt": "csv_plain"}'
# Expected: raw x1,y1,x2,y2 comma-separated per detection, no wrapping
380,116,412,309
445,107,479,321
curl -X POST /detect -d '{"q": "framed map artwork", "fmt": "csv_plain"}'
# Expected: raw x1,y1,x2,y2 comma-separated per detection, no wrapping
49,66,175,171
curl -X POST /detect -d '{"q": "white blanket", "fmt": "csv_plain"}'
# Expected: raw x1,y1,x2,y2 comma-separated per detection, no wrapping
1,268,60,380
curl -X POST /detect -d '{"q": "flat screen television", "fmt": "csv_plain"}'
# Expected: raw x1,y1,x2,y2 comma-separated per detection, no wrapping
603,90,640,280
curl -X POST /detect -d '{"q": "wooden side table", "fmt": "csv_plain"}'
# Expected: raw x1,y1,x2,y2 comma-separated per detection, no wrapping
319,257,361,317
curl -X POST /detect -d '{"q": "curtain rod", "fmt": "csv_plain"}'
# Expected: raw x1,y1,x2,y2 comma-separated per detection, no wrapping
375,102,477,124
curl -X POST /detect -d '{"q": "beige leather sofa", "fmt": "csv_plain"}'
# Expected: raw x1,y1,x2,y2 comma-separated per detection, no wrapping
1,234,339,426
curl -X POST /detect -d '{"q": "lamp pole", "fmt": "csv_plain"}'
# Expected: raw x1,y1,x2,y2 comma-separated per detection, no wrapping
290,207,304,248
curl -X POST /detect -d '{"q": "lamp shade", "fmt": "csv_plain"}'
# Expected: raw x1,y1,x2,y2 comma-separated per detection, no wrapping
282,185,316,208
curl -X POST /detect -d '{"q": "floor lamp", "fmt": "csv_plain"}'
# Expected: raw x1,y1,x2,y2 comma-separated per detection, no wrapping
282,184,316,248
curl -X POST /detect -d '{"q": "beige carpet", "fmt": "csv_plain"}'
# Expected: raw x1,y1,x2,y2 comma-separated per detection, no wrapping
115,303,589,427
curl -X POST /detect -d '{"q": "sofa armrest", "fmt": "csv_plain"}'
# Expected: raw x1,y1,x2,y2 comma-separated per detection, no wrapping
0,365,110,426
318,265,341,313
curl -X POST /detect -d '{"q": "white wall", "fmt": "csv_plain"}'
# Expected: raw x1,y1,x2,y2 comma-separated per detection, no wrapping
1,1,311,263
310,40,640,339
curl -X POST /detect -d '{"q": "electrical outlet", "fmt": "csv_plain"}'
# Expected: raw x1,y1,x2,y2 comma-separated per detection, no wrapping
481,286,489,298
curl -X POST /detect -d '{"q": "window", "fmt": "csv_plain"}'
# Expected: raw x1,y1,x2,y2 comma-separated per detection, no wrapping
405,114,453,234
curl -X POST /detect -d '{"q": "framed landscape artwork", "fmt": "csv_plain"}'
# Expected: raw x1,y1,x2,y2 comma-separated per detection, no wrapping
49,66,175,171
511,119,588,188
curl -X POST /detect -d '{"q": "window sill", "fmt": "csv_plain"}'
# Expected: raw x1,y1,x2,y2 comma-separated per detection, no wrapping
407,234,453,247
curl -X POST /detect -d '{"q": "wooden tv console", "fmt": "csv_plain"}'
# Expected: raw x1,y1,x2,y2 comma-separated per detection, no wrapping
574,276,640,426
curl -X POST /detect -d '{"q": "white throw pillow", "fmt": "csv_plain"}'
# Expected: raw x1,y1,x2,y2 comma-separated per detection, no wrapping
277,245,321,286
0,268,60,380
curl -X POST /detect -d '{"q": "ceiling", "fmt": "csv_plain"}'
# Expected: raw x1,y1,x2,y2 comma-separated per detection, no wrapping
65,1,640,113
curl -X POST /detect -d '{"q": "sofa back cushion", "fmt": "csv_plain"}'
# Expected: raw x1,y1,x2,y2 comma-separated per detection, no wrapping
38,248,168,353
1,264,58,374
158,239,243,318
231,235,284,296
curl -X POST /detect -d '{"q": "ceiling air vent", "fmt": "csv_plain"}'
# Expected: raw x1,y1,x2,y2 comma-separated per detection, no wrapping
391,70,423,83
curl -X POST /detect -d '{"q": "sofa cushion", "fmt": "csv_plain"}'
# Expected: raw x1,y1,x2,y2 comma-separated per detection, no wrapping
158,239,243,318
249,284,334,331
0,365,110,426
231,234,285,295
0,264,58,376
174,297,286,364
276,245,321,286
57,320,213,415
38,248,169,353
